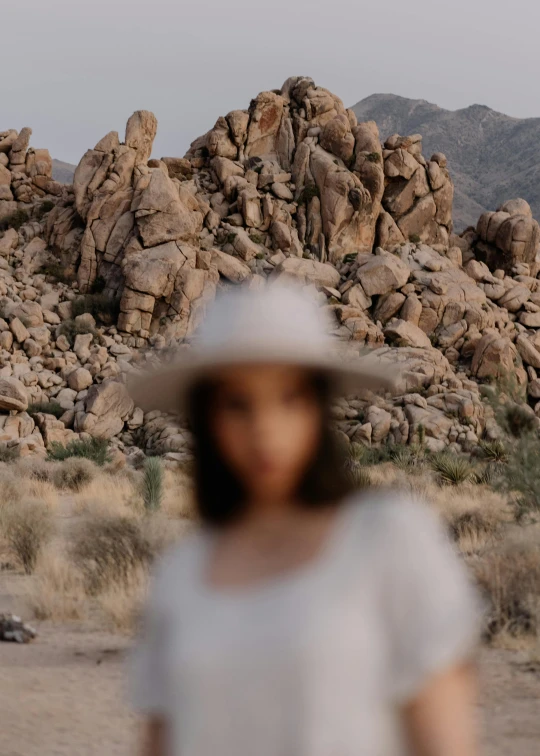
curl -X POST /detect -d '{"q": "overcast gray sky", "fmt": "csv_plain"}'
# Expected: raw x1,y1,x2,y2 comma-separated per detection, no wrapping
4,0,540,165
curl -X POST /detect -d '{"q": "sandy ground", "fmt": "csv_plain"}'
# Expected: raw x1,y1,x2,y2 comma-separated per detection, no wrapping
1,568,539,755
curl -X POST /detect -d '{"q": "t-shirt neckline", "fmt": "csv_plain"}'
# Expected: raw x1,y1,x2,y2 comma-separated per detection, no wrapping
195,496,358,601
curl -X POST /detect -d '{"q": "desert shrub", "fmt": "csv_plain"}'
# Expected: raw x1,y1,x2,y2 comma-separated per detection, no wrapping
48,437,110,466
142,456,164,512
1,499,53,573
498,434,540,518
224,232,237,245
388,444,427,473
35,200,55,219
504,404,536,438
449,510,500,552
342,252,357,264
474,544,540,643
71,515,153,594
17,457,57,484
347,465,372,489
71,293,120,324
366,152,381,163
0,443,20,463
40,262,75,285
472,462,500,487
430,453,476,486
28,400,64,419
250,232,263,244
298,183,320,204
0,209,29,232
29,550,86,621
90,275,106,294
479,438,508,463
57,318,97,345
52,457,97,491
409,233,421,244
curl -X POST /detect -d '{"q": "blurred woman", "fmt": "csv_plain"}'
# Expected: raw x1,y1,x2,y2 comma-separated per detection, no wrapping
130,284,480,756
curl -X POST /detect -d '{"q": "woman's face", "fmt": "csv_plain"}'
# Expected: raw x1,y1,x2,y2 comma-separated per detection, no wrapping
210,365,323,505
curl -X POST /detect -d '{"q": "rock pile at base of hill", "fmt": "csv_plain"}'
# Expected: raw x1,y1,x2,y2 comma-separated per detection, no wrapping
0,76,540,462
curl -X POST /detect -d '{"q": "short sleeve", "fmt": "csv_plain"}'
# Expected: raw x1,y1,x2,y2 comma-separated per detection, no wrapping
129,556,172,716
375,495,482,703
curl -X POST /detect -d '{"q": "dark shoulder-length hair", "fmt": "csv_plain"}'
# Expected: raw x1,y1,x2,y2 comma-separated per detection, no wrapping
187,372,355,527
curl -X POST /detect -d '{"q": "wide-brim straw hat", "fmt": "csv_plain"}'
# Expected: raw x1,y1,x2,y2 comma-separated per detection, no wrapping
129,282,400,413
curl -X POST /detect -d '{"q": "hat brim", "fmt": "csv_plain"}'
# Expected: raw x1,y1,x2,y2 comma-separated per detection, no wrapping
128,347,401,414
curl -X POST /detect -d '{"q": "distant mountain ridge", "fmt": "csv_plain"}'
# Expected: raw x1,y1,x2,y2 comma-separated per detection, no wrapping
352,94,540,231
52,158,75,184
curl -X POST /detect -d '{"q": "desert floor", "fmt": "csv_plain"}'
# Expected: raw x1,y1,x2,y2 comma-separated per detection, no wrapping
0,570,539,756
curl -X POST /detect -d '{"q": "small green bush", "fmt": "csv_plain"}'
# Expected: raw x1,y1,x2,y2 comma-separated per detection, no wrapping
0,209,29,232
409,233,421,244
90,275,106,294
142,456,164,513
366,152,381,163
298,183,320,204
71,293,120,325
1,499,53,574
28,401,64,419
430,453,476,486
224,232,237,245
478,439,508,463
57,319,97,345
40,262,75,285
47,437,111,467
343,252,357,264
36,200,55,219
52,457,97,491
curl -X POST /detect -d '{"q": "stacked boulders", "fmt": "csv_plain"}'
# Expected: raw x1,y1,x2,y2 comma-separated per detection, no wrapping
472,198,540,273
45,111,218,343
377,138,453,249
5,77,540,460
0,128,63,221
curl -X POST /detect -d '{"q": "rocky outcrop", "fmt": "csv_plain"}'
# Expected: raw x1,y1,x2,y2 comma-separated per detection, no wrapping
5,75,540,462
0,128,63,218
473,198,540,272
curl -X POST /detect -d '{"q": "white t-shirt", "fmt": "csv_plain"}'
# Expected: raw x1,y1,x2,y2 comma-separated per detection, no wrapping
130,492,480,756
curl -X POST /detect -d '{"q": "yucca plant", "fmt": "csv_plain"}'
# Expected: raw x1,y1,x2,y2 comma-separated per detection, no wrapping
430,453,476,486
142,456,164,512
479,438,508,464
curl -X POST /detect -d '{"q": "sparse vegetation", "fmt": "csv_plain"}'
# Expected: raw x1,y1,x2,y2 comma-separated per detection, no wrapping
409,233,421,244
298,183,320,204
1,499,53,573
52,457,97,492
71,293,120,325
39,262,75,284
36,200,55,219
142,456,164,512
0,208,29,232
366,151,381,163
430,452,476,485
0,444,20,463
28,400,64,419
71,515,153,595
47,437,111,466
57,318,97,344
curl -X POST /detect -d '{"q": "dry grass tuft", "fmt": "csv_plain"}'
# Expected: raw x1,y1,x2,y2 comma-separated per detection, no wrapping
97,566,149,633
70,514,153,595
28,548,87,621
472,531,540,646
72,469,143,517
0,499,54,573
53,457,97,492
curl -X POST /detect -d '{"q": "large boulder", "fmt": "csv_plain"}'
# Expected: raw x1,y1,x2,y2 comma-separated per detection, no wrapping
0,377,28,412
